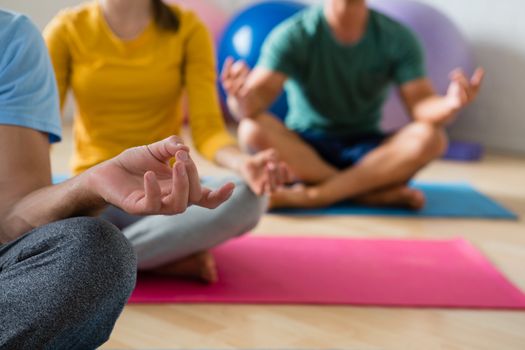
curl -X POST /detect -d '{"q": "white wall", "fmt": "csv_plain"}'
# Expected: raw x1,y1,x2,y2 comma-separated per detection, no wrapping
0,0,81,29
3,0,524,153
415,0,525,153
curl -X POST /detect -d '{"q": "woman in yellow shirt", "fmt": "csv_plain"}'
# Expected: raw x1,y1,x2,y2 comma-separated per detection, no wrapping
44,0,288,282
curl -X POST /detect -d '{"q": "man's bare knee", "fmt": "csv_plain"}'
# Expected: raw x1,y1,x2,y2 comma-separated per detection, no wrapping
404,123,448,162
238,114,294,153
238,118,268,153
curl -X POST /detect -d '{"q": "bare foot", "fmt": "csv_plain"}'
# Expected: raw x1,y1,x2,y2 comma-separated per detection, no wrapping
355,185,426,210
151,251,218,283
269,183,322,209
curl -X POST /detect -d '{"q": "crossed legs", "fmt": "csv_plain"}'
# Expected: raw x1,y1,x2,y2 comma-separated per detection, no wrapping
102,177,267,282
238,113,448,208
0,217,136,349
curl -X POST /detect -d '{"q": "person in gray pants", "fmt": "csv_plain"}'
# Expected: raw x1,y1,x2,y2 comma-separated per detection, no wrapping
103,176,268,281
0,10,238,349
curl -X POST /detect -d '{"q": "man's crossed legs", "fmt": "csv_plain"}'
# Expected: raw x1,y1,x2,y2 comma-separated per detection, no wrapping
238,114,447,209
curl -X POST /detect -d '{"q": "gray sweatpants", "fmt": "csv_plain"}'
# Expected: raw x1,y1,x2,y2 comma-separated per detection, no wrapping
102,177,268,269
0,217,136,350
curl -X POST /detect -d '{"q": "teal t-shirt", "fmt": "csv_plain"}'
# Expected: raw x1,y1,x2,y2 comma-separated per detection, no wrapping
257,6,425,137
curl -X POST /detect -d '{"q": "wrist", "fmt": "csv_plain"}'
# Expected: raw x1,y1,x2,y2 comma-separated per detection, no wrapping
443,92,466,116
72,170,108,214
227,96,241,121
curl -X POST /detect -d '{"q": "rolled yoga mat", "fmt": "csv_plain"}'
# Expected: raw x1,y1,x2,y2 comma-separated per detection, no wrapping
271,182,517,220
129,236,525,309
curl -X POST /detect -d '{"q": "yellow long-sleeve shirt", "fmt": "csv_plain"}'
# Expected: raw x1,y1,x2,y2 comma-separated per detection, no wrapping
44,1,236,175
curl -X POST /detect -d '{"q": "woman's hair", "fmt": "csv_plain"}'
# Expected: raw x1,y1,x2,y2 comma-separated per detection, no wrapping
151,0,180,31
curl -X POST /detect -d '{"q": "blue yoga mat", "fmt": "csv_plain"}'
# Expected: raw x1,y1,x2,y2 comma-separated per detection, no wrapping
271,182,518,220
52,174,70,184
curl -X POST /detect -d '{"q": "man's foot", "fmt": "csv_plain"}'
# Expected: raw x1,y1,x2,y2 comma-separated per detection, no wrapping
269,183,323,209
151,251,218,283
355,185,426,210
270,183,425,210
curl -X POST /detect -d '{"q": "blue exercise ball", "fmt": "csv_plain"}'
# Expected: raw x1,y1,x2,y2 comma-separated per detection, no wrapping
218,0,306,120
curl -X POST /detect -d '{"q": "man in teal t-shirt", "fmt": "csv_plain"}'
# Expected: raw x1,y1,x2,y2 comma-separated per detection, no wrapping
222,0,484,209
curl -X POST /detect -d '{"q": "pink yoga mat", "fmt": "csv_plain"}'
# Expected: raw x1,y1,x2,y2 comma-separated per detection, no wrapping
129,237,525,309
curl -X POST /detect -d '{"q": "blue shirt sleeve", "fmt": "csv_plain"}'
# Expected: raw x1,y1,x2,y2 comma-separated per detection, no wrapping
0,11,61,143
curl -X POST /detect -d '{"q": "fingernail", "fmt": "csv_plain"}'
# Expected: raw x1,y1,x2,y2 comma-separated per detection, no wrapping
177,151,188,161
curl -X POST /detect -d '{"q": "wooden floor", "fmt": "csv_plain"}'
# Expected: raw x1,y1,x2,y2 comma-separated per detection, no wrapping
51,126,525,349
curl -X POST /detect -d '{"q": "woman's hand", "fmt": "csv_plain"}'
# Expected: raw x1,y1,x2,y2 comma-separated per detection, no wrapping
239,149,292,195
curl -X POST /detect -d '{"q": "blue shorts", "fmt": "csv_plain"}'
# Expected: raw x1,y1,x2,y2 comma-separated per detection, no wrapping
298,131,388,170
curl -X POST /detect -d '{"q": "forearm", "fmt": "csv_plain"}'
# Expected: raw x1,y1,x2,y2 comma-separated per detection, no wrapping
412,95,456,127
0,173,105,243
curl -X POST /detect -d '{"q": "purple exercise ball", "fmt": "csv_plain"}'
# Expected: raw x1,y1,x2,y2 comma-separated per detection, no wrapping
368,0,475,131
